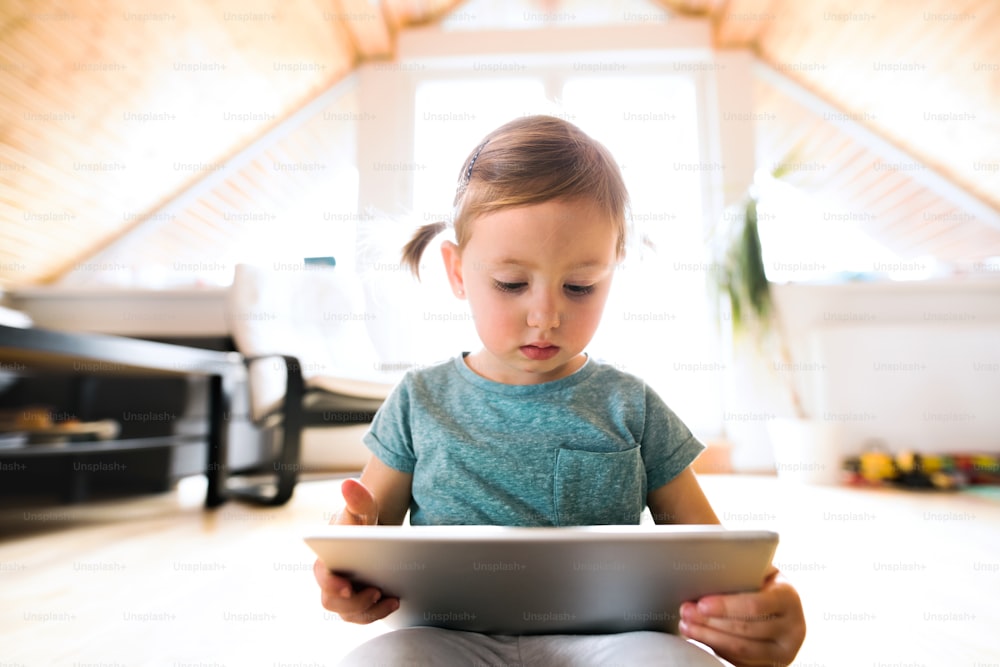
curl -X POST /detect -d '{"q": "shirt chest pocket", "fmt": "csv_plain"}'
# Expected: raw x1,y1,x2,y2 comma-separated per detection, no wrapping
552,447,645,526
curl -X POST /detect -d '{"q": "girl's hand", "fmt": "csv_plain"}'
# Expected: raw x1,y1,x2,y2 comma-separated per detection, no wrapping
313,559,398,624
678,566,805,666
313,479,400,624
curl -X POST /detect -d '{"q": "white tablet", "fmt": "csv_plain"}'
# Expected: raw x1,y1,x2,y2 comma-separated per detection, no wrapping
305,525,778,635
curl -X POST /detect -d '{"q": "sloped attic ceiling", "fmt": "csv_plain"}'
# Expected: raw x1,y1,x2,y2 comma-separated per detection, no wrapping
0,0,461,289
699,0,1000,264
1,0,998,289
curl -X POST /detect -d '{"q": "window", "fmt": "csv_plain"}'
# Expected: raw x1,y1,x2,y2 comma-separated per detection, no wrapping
408,68,724,435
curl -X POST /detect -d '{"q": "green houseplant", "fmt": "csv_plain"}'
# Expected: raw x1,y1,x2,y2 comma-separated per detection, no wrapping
711,171,807,418
710,174,842,483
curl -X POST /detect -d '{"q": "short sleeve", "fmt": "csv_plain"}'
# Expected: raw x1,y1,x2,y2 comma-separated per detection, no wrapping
362,378,417,473
640,386,705,492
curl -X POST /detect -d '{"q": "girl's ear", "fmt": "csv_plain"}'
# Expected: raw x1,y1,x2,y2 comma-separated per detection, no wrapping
440,240,466,299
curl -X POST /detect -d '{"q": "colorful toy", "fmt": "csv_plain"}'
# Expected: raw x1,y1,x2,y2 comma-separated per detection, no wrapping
843,445,1000,490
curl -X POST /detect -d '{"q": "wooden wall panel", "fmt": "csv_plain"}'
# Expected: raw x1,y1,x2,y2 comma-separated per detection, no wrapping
754,72,1000,263
0,0,374,288
652,0,1000,262
746,0,1000,212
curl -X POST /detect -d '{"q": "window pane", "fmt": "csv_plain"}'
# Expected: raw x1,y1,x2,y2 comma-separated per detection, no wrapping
562,75,721,434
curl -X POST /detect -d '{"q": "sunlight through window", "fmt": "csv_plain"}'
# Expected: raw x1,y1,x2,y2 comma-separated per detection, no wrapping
410,71,723,433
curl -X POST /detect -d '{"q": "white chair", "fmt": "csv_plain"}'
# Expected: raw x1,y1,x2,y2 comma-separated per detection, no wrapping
224,262,400,505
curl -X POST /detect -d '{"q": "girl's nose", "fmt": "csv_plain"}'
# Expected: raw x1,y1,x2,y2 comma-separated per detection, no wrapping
526,289,560,330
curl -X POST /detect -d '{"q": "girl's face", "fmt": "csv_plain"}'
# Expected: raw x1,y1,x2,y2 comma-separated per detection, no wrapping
441,198,619,385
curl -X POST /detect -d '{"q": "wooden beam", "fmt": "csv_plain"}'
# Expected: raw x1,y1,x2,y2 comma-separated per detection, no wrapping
713,0,777,48
335,0,394,59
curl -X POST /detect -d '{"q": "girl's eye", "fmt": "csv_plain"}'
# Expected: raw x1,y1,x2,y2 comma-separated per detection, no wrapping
493,280,527,293
565,284,595,296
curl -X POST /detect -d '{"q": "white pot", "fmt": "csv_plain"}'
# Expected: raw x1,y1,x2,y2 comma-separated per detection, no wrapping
767,418,843,485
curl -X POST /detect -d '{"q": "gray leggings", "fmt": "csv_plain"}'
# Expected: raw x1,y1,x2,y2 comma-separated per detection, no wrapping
339,627,725,666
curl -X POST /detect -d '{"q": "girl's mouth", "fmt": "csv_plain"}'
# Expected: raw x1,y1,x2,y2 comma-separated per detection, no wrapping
520,344,559,360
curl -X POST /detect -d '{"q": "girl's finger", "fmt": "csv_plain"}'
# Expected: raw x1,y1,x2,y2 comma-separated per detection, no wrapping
684,607,783,641
678,619,778,665
341,596,400,625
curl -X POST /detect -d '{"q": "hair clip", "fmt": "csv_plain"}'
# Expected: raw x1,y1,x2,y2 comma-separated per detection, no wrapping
465,140,489,182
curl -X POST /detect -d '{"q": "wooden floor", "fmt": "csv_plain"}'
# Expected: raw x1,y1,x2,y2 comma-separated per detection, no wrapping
2,473,999,666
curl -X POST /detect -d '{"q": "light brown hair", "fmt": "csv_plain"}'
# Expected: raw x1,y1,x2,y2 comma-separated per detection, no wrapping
401,115,630,278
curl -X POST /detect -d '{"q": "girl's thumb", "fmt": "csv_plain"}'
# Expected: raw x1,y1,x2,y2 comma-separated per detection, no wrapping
338,478,378,525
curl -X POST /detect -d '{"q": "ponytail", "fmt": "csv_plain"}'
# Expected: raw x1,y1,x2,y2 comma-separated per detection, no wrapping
401,221,447,279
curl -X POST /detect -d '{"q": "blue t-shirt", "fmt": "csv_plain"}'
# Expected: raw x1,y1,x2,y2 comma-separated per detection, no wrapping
363,353,704,526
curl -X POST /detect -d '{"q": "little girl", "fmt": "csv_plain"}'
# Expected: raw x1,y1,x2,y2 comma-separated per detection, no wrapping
314,115,805,666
